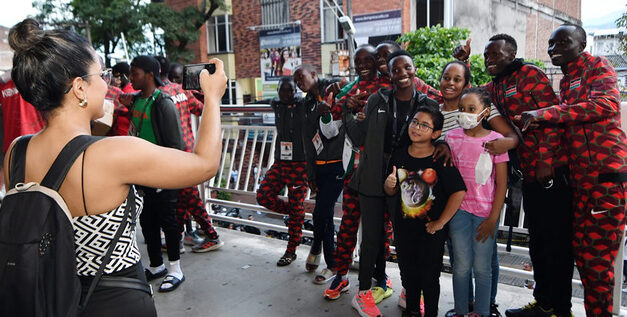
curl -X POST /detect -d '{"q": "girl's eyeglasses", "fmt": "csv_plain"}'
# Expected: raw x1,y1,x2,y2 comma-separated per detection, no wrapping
64,68,112,94
409,119,433,131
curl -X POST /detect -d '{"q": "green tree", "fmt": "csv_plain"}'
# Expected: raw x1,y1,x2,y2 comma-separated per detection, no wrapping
33,0,226,66
144,0,226,63
399,25,545,88
34,0,147,67
616,8,627,55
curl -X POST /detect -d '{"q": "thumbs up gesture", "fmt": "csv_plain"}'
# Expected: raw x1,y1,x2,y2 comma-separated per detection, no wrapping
384,166,398,195
453,38,472,61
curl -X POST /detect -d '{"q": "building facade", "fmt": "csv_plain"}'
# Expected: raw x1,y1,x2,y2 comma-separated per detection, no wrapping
166,0,581,104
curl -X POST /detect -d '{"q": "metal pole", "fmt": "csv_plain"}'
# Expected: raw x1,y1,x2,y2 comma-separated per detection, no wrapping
346,0,356,80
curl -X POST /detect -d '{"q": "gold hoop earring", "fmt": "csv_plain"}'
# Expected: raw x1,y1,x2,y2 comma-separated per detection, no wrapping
78,99,88,108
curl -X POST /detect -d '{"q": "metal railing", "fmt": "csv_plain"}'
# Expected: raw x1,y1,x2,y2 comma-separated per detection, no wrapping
196,115,627,312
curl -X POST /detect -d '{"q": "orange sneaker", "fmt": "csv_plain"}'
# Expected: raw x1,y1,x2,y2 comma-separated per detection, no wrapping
323,276,349,300
352,290,382,317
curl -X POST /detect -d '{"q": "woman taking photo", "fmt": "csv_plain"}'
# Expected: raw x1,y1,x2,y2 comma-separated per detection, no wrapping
4,18,226,316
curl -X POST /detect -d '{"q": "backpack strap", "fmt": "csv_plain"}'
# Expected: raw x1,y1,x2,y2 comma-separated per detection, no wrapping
79,188,137,311
8,135,33,189
40,135,101,191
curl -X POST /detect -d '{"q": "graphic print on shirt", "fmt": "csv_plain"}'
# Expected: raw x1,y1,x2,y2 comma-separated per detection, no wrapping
398,167,438,219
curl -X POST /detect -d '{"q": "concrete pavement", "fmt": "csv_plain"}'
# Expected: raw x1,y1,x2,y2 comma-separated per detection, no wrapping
139,228,589,317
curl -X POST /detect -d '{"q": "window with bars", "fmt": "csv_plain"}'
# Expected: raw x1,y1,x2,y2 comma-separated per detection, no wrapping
207,14,233,53
322,0,344,42
260,0,290,26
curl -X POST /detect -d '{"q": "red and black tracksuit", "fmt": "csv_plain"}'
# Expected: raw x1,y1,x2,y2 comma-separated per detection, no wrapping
487,60,573,315
257,98,308,255
533,52,627,317
328,76,395,276
106,85,129,137
161,81,219,240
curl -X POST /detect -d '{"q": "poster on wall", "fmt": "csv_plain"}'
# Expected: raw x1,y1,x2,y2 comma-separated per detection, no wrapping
259,26,302,98
353,10,402,46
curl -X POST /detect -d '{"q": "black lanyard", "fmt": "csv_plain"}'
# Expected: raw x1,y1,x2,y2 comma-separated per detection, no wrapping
391,90,416,147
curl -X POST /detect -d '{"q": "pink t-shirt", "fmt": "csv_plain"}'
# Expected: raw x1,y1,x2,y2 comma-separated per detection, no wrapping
446,128,509,217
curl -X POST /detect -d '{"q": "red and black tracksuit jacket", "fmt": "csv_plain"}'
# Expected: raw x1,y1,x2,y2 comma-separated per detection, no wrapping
106,85,129,136
534,52,627,316
160,80,204,152
486,59,569,178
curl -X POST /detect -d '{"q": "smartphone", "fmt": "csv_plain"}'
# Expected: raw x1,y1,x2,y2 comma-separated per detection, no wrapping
182,63,216,90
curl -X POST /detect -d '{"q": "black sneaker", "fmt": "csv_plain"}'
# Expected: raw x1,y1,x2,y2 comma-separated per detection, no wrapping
491,303,502,317
505,301,553,317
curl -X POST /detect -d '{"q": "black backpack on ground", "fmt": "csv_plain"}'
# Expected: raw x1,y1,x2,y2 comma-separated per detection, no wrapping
0,135,134,317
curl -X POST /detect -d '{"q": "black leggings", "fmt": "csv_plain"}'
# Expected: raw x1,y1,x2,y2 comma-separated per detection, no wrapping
79,263,157,317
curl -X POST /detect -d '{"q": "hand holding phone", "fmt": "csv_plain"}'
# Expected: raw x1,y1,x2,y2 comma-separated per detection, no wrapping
183,63,217,90
197,58,227,102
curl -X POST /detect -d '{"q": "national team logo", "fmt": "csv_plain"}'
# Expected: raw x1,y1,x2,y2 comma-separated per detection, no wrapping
505,85,517,98
570,77,581,90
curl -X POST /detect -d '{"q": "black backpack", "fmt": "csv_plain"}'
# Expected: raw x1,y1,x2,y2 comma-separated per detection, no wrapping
0,135,134,316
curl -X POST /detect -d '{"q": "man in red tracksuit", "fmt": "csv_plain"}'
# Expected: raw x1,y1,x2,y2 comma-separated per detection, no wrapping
522,24,627,317
464,34,573,317
321,45,394,302
157,56,223,253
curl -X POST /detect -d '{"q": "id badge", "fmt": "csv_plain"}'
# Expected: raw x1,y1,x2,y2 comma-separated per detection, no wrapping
280,141,293,160
312,132,324,155
128,121,138,137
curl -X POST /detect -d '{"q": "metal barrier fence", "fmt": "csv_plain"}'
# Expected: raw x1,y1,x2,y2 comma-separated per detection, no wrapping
198,116,626,313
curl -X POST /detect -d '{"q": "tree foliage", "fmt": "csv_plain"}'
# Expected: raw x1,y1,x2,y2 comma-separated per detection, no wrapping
33,0,226,66
144,0,226,63
616,8,627,55
399,25,545,88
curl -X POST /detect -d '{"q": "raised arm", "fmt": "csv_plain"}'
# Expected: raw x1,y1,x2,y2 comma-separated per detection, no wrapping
532,57,620,124
110,58,227,189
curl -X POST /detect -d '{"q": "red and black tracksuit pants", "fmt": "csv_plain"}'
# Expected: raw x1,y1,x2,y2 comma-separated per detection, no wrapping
334,170,393,276
256,161,308,254
175,186,219,240
572,174,626,317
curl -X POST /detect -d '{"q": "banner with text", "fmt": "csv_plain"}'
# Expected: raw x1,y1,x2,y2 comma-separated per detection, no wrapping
259,26,302,98
354,10,402,46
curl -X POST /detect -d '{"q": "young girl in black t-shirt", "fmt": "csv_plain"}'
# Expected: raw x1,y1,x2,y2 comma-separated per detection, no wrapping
384,106,466,317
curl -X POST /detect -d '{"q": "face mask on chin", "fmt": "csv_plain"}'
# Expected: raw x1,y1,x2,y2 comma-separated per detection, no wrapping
457,108,487,130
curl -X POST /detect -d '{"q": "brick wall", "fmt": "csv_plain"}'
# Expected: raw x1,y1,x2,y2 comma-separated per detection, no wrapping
232,0,261,79
352,0,402,14
291,0,322,73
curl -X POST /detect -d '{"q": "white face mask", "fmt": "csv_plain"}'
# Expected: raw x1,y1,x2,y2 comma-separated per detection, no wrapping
457,108,487,130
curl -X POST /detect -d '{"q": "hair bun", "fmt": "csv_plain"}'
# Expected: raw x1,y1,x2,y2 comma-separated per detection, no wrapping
9,18,44,53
